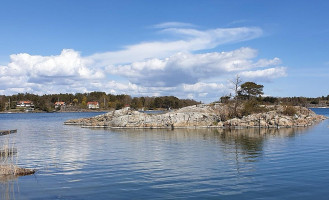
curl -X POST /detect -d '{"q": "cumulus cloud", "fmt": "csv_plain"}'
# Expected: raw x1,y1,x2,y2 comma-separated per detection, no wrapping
240,67,287,81
181,82,228,101
182,82,225,92
2,49,102,80
0,22,287,102
0,49,105,94
106,47,285,87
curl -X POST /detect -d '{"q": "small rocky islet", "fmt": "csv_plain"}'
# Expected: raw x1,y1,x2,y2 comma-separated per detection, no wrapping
64,104,327,129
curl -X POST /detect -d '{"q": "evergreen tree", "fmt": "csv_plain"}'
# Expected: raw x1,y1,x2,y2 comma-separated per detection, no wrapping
240,82,264,99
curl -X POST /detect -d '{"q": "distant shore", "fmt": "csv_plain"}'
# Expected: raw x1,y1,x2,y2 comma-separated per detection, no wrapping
2,106,328,114
0,109,110,114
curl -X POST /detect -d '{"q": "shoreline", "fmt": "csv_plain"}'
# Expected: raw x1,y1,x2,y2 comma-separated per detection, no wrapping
0,110,108,114
75,124,323,129
1,106,327,114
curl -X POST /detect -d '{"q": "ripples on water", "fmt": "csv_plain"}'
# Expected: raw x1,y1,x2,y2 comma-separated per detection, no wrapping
0,109,328,199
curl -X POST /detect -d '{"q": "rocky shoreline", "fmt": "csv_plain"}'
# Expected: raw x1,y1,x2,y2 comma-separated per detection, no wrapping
64,104,327,129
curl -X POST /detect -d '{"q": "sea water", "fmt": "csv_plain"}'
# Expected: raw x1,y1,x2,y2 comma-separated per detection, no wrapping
0,109,328,199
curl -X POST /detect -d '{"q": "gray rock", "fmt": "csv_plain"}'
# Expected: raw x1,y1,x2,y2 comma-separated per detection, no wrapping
64,105,327,129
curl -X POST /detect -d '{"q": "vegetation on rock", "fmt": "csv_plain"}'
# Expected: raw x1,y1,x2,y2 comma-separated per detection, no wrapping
282,106,297,116
240,82,264,100
64,104,326,129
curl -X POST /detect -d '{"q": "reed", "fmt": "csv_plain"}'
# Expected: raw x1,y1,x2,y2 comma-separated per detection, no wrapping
0,136,35,176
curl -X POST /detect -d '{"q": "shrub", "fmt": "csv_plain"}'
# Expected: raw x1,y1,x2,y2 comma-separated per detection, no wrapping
262,96,278,104
282,106,297,116
241,100,267,116
310,99,319,104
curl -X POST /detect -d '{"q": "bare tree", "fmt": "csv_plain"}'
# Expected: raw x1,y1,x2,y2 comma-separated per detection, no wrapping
231,75,242,117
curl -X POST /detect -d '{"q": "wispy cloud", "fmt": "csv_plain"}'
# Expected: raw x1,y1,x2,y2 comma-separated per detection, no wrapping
89,25,263,66
153,22,196,29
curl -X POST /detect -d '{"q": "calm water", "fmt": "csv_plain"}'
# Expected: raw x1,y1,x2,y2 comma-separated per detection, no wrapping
0,109,328,199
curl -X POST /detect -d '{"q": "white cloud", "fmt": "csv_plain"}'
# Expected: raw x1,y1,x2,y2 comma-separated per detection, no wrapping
179,82,228,101
0,47,287,101
153,22,195,29
0,49,106,95
253,57,281,68
199,93,208,97
104,81,142,94
106,47,285,87
2,49,102,80
240,67,287,81
89,25,263,66
183,82,225,92
0,22,287,102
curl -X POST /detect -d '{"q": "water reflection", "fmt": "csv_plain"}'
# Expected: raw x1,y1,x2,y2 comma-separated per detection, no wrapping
112,126,311,163
0,175,18,200
0,133,19,200
0,111,324,199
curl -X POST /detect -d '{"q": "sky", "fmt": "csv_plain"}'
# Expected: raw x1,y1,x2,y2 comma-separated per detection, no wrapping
0,0,328,102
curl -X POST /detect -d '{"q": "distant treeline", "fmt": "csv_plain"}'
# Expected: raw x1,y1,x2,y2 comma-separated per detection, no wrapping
220,95,329,107
0,92,200,112
262,96,329,107
0,91,328,112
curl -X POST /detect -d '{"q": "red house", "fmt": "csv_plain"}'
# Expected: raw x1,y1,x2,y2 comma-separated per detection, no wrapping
54,101,66,109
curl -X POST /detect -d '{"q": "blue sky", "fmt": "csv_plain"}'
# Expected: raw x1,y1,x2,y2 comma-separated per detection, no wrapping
0,0,328,102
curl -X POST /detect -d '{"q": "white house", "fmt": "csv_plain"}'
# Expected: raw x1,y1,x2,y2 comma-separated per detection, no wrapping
17,101,34,108
87,101,99,109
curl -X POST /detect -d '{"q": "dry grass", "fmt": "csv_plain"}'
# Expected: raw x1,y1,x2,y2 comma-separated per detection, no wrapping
0,137,35,176
0,132,36,200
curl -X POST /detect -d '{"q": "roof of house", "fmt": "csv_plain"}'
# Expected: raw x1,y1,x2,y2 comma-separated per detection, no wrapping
55,101,65,105
87,101,99,105
18,101,33,104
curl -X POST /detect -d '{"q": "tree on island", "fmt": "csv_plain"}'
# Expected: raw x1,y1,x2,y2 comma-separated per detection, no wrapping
239,82,264,100
224,76,266,117
231,75,243,117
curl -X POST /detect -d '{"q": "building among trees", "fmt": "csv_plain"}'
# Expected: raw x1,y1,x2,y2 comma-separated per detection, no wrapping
16,101,34,108
87,101,99,109
54,101,66,109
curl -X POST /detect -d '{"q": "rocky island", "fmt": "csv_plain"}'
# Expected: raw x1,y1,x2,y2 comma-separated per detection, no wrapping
64,104,327,129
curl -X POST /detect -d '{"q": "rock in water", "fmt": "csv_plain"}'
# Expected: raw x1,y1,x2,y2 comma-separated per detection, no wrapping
0,165,36,176
64,105,327,129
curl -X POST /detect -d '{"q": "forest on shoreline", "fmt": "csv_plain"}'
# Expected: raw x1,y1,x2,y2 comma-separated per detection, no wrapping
0,79,328,113
0,90,328,113
0,92,201,112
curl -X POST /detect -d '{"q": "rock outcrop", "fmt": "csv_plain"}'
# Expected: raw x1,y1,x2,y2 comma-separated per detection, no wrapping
64,104,327,129
0,165,36,176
